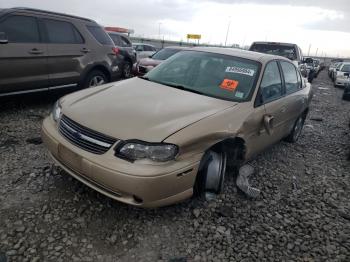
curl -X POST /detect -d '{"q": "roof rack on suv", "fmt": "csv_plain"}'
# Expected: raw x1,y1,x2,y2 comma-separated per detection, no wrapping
12,7,94,22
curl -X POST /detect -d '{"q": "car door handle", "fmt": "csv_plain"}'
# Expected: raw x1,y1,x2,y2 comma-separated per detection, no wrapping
80,48,91,53
28,48,43,55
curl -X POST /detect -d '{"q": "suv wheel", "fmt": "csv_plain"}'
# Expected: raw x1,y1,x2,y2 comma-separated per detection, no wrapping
83,70,107,88
123,61,132,78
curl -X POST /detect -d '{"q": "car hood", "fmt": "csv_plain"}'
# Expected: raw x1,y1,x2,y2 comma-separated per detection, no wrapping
138,58,162,67
61,78,236,142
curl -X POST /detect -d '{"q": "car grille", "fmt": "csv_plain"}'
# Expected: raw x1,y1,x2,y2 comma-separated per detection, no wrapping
58,115,117,154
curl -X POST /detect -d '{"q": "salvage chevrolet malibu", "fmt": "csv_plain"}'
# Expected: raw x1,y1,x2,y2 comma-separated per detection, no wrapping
42,48,312,207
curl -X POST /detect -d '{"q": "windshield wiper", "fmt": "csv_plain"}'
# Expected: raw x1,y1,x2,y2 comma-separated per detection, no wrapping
138,76,150,81
161,83,204,95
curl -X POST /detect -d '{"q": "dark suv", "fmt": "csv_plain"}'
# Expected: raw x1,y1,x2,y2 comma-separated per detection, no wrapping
106,30,136,78
0,7,124,96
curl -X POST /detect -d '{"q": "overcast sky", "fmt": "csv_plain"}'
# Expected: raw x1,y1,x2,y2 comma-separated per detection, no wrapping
1,0,350,57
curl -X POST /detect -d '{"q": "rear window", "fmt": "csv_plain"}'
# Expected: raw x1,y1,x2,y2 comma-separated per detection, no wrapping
86,26,113,45
250,43,297,60
120,36,131,47
151,48,181,60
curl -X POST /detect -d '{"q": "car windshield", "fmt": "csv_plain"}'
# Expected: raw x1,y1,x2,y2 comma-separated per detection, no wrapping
250,43,297,60
145,51,260,102
151,48,181,60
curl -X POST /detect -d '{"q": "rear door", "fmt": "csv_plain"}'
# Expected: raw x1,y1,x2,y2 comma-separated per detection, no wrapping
0,14,48,93
279,60,306,134
42,18,87,87
260,61,287,144
246,61,285,158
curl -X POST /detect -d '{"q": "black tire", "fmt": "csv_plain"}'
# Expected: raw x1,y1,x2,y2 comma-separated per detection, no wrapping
122,61,132,78
285,114,306,143
308,71,315,83
194,150,227,198
82,70,108,88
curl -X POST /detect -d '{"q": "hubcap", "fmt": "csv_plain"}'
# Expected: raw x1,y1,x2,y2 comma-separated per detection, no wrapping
89,76,105,87
204,151,226,194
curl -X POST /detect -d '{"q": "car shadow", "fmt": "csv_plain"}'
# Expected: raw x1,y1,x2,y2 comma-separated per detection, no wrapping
0,87,80,113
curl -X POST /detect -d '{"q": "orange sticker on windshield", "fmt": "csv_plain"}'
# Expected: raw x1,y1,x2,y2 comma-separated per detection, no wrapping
220,79,239,91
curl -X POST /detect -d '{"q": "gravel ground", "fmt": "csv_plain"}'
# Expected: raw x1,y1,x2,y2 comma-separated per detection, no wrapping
0,71,349,262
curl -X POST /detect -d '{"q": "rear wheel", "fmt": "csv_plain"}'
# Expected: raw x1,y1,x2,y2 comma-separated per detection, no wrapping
83,70,108,88
195,150,227,199
122,61,132,78
285,114,305,143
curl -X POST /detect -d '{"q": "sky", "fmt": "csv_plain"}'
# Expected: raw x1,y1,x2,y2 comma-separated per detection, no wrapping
1,0,349,57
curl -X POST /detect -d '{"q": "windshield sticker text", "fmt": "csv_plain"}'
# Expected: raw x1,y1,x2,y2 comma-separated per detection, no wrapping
235,91,244,98
220,79,239,91
225,66,255,76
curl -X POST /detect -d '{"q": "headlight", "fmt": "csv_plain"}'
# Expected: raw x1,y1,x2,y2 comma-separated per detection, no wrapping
116,141,178,162
52,101,62,122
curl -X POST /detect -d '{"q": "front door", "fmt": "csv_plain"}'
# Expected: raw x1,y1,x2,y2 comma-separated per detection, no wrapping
0,14,48,94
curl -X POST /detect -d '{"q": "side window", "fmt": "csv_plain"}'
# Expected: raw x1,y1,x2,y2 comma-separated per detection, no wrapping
135,45,144,51
0,15,40,43
44,19,83,44
144,45,154,51
109,34,121,46
281,61,299,94
86,25,113,45
260,61,283,103
120,36,131,47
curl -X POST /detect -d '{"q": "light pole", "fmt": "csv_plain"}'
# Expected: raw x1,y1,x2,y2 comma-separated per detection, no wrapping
158,22,162,39
307,44,311,56
224,17,231,47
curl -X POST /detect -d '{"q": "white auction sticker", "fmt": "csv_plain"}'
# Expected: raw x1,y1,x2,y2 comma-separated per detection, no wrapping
226,66,255,76
235,91,244,98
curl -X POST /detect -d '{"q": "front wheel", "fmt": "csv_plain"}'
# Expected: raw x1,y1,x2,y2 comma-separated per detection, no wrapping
195,150,227,199
285,115,305,143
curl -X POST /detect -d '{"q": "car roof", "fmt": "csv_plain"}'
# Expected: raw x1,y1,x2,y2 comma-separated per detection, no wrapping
3,7,95,23
107,31,129,37
192,47,290,64
163,46,192,50
251,41,297,47
132,43,155,46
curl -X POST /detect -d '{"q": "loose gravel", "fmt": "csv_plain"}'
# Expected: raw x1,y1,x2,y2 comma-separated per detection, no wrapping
0,71,349,262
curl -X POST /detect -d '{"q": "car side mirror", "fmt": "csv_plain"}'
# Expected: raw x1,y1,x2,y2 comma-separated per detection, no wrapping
263,115,274,135
0,32,8,44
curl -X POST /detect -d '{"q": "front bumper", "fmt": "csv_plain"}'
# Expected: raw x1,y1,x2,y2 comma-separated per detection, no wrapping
335,78,350,87
42,117,201,207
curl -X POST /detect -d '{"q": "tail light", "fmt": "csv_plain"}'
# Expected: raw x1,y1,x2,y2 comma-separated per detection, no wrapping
112,47,119,55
